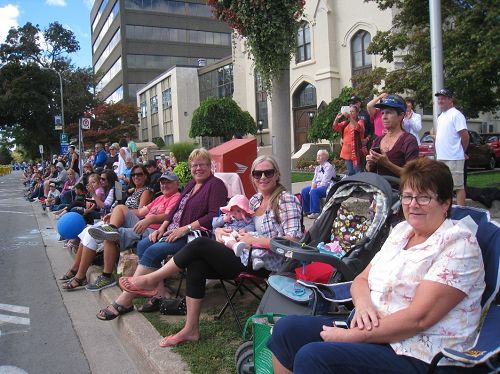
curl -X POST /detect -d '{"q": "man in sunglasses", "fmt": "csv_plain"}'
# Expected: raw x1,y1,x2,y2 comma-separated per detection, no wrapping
300,149,336,219
81,172,181,291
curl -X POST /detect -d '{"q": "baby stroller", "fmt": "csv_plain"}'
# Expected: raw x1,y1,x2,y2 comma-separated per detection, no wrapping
235,173,401,373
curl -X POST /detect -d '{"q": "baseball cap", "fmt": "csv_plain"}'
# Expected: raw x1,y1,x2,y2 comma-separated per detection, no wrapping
374,95,407,112
348,95,362,104
434,88,453,98
49,182,56,187
159,171,179,182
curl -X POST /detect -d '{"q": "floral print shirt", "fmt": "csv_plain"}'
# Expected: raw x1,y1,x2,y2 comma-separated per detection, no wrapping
369,219,485,364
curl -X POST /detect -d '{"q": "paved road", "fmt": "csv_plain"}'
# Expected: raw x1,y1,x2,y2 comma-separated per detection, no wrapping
0,171,90,374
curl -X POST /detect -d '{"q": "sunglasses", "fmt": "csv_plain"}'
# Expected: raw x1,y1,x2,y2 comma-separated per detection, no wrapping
251,169,275,179
100,177,107,181
131,173,144,177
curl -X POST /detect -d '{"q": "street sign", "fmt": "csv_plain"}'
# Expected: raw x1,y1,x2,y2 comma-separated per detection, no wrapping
60,133,69,144
60,144,69,155
81,118,91,130
39,145,44,154
54,115,62,131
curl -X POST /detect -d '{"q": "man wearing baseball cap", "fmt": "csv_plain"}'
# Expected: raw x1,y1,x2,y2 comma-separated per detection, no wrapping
434,88,469,206
65,171,181,292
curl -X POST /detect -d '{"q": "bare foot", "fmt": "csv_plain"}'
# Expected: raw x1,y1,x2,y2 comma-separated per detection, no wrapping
159,328,200,347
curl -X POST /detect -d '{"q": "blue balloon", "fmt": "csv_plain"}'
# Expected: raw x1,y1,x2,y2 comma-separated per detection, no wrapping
57,212,86,239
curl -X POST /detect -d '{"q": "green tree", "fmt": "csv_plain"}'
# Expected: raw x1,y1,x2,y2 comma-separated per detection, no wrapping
190,97,257,141
0,22,97,159
68,102,138,146
355,0,499,118
308,87,354,144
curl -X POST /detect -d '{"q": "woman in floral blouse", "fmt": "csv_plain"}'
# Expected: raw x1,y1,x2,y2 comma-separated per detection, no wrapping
268,158,485,374
116,155,303,347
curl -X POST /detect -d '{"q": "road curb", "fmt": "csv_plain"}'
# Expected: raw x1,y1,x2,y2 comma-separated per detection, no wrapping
33,204,190,374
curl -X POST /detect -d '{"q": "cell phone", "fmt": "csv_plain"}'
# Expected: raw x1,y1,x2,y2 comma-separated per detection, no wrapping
341,106,350,114
371,147,381,154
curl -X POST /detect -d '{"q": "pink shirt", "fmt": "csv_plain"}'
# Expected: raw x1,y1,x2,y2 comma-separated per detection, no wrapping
145,192,180,230
371,109,384,137
369,219,484,364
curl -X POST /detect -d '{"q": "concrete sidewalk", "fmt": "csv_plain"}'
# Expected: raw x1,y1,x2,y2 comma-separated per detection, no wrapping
32,205,190,374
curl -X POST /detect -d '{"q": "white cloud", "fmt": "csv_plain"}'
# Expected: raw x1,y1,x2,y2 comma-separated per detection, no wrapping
0,4,20,43
46,0,67,6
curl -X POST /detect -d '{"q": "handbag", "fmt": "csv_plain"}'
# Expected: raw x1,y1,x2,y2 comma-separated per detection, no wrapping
242,313,285,374
159,297,186,315
187,229,211,243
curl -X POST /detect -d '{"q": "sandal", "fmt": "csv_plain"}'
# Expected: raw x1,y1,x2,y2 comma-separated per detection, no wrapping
137,296,163,313
159,297,187,315
61,277,88,291
96,302,134,321
118,277,158,298
58,269,77,281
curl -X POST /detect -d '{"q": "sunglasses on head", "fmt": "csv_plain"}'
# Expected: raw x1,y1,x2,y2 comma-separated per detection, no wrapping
251,169,275,179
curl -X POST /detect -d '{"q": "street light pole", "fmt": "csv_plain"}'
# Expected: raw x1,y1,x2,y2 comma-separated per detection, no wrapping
43,67,65,134
257,119,264,146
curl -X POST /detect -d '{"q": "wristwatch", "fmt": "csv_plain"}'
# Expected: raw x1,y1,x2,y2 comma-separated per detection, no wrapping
187,224,193,232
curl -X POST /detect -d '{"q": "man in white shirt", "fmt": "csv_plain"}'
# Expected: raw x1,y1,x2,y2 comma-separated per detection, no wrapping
434,88,469,206
403,98,422,144
301,149,336,219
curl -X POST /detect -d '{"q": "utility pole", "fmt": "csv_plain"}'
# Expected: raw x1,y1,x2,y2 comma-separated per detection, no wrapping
43,67,65,134
429,0,444,134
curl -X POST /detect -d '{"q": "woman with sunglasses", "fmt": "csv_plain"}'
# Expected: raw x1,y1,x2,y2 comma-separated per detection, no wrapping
267,158,484,374
60,165,153,290
95,148,227,318
112,156,303,348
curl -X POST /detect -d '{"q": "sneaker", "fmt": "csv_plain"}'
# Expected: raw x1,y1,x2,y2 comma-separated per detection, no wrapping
85,274,116,292
307,213,320,219
233,241,248,257
88,225,119,241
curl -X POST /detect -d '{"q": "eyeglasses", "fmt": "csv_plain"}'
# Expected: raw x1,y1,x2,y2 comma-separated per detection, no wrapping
190,163,209,169
100,177,107,181
400,194,435,206
131,173,144,177
252,169,275,179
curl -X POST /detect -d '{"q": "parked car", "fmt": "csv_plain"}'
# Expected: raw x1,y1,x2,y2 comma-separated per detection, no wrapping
418,130,497,170
482,133,500,165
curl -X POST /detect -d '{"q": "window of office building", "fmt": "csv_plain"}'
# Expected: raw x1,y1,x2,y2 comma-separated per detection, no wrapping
351,30,372,76
93,1,119,53
96,56,122,92
92,0,109,32
255,73,268,129
124,0,212,17
296,22,311,63
150,95,158,114
162,88,172,108
105,85,123,103
140,100,147,118
126,25,230,46
127,54,218,70
94,28,120,73
199,63,233,102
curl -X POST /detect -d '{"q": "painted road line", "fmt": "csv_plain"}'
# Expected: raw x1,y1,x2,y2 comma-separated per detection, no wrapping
0,315,30,325
0,303,29,314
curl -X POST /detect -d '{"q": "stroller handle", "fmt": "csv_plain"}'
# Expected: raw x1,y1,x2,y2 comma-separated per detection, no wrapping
270,238,357,280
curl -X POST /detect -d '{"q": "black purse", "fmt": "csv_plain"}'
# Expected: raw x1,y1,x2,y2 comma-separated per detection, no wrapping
159,297,187,315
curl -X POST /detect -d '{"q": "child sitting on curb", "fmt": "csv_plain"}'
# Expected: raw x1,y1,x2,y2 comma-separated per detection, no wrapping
212,194,267,270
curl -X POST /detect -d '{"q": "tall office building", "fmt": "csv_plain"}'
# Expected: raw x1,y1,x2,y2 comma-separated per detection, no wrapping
90,0,232,103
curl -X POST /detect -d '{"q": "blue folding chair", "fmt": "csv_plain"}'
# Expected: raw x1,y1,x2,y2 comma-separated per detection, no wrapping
299,206,500,372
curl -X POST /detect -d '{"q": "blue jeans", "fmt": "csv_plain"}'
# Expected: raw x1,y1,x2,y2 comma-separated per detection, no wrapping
344,160,360,176
300,185,328,214
136,236,188,269
267,315,484,374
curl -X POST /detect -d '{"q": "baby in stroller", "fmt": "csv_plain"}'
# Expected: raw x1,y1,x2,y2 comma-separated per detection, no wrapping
212,194,268,270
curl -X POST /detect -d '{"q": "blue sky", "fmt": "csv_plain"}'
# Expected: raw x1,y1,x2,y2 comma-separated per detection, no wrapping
0,0,93,68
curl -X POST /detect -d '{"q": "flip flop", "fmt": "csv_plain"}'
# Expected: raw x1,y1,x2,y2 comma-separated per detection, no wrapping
159,334,196,348
119,277,158,298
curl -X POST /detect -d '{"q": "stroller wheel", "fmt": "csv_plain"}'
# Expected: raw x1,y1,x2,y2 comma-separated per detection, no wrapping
235,341,254,374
